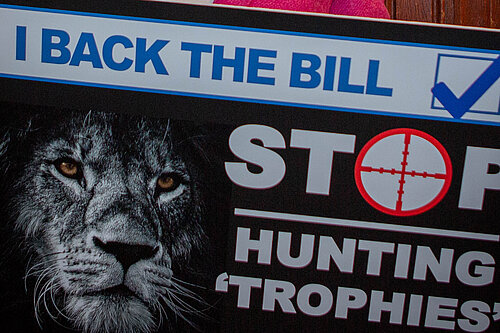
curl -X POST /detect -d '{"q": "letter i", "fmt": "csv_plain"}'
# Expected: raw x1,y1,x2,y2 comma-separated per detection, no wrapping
16,26,27,61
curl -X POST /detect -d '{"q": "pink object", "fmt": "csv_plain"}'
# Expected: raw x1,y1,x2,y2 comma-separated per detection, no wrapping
213,0,390,19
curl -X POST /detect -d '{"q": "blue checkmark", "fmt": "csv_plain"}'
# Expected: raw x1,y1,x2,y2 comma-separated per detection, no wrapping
432,55,500,119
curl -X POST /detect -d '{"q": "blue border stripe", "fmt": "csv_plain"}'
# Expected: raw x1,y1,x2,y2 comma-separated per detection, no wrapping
1,4,499,126
1,4,499,55
2,73,498,127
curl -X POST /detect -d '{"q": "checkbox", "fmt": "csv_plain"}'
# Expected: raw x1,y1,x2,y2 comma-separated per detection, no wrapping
432,54,500,116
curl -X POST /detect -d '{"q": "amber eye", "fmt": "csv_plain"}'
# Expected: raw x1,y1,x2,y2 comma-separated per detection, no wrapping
55,158,81,179
156,174,180,193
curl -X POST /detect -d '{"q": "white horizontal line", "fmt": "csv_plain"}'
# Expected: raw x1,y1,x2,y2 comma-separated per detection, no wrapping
234,208,499,242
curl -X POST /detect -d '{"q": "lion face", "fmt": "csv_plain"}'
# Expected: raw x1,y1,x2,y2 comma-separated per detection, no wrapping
10,112,207,333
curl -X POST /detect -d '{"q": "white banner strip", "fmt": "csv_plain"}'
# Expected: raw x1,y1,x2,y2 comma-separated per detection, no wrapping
234,208,500,242
1,5,499,126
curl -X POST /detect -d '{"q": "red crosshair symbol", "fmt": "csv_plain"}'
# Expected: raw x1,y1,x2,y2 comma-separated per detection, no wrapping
354,128,452,216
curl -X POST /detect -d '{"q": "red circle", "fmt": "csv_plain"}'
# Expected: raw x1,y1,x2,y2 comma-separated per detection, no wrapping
354,128,452,217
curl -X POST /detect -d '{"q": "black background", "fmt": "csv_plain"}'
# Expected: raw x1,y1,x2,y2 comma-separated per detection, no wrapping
0,1,499,332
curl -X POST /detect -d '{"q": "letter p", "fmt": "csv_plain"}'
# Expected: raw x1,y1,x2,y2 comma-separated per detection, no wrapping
459,147,500,210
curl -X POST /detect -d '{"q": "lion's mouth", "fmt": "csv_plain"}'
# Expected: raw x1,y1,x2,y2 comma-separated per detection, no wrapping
88,284,136,298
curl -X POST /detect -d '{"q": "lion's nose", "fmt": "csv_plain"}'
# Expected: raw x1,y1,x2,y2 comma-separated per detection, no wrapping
93,236,159,272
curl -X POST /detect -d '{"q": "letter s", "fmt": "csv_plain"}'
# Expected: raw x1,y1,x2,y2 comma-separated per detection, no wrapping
225,124,286,189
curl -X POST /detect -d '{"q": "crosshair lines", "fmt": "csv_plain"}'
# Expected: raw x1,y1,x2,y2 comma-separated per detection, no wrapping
355,129,452,216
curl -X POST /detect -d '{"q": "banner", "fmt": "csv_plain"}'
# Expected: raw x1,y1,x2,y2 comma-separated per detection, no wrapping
0,2,498,333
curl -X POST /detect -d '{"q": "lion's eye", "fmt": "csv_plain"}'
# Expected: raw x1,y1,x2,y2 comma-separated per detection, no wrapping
55,158,81,179
156,173,180,193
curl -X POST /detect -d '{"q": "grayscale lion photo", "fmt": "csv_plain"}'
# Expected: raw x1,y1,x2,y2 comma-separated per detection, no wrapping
0,103,229,333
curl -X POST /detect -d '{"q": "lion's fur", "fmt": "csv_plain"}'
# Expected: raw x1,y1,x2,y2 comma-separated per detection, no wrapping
0,104,226,333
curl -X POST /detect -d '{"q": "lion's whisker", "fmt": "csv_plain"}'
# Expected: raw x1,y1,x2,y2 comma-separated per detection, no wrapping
32,262,62,328
167,291,208,316
42,277,58,321
24,257,64,294
169,280,211,308
25,253,62,272
50,282,73,323
34,272,50,327
171,276,208,290
161,292,201,331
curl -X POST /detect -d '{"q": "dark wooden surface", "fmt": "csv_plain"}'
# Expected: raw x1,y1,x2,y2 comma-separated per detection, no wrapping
385,0,500,28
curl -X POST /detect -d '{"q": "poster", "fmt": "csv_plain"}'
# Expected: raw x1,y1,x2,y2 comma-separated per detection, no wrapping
0,1,499,332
